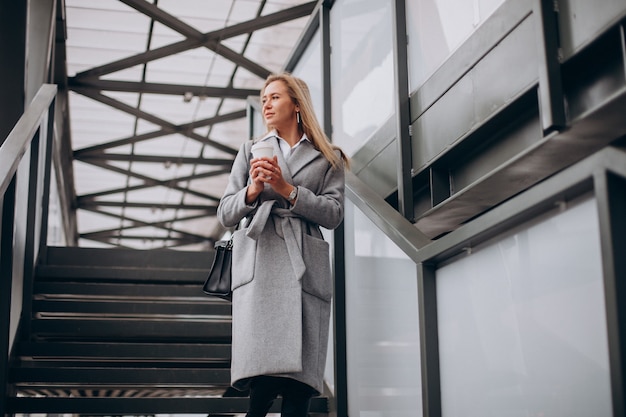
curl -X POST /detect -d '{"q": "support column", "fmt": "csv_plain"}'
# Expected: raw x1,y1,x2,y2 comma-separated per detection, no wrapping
0,1,27,412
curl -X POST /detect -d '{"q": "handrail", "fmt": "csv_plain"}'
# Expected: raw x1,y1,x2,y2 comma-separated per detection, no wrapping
0,84,57,196
345,170,431,263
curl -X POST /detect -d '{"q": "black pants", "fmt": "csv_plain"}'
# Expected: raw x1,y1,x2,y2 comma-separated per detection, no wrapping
246,376,315,417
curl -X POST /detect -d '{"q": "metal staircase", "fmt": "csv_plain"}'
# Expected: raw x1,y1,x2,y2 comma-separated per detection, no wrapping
6,246,330,415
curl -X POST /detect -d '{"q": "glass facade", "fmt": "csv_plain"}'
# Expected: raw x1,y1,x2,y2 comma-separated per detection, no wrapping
330,0,394,156
344,200,422,416
406,0,505,91
292,30,323,121
436,195,612,416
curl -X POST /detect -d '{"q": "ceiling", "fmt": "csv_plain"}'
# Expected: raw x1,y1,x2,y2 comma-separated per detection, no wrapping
59,0,316,250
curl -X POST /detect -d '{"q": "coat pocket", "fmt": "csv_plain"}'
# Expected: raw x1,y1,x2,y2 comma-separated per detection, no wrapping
302,233,332,301
231,228,257,291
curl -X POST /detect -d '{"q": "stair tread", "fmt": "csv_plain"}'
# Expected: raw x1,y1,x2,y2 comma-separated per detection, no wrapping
33,299,231,316
11,365,232,387
17,341,231,361
36,264,208,283
10,246,330,415
7,396,329,415
34,281,218,298
43,246,214,269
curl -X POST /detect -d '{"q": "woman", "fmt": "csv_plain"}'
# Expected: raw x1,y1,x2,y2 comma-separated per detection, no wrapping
217,72,348,417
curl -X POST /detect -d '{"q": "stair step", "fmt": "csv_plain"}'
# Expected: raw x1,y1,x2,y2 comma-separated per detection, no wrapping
33,299,230,316
34,281,216,299
6,396,329,415
36,264,208,283
31,318,231,342
9,246,330,415
11,363,231,385
43,246,213,269
17,341,231,362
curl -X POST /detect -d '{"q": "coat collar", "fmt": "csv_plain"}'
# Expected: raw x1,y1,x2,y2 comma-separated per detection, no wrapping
257,131,321,180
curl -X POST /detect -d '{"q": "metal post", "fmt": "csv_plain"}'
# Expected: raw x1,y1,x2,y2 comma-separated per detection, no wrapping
320,2,348,415
37,98,57,263
1,179,17,415
418,262,442,417
0,1,27,412
534,0,566,135
595,170,626,417
392,0,414,222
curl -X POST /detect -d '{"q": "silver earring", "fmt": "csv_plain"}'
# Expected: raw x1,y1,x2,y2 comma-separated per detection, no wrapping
296,112,301,124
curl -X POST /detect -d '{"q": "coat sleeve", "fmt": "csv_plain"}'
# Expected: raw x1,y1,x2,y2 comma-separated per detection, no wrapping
217,142,256,228
291,155,345,230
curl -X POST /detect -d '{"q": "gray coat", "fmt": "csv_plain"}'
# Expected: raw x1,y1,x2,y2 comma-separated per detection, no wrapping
217,136,345,395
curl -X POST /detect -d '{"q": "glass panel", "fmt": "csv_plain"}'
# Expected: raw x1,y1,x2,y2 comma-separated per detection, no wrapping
344,200,423,416
436,195,612,416
406,0,506,91
330,0,394,156
291,27,331,387
293,30,324,121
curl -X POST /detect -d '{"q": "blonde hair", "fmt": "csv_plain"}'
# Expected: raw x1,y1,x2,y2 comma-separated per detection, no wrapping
261,73,349,170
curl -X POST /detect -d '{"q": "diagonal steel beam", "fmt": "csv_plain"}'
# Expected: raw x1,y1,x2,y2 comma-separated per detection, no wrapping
77,168,230,201
71,88,239,155
73,109,246,156
79,200,213,210
79,159,224,202
68,78,260,99
79,206,216,246
84,233,207,244
80,230,206,247
75,1,316,80
80,211,214,240
75,153,234,166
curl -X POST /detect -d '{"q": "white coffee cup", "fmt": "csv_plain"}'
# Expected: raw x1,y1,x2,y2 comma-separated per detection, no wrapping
251,142,274,159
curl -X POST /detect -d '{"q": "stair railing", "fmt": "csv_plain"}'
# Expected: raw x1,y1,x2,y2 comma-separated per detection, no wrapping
1,83,57,412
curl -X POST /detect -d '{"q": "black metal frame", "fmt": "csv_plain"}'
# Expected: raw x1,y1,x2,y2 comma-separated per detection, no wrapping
0,84,57,416
391,0,414,222
53,0,318,248
347,140,626,416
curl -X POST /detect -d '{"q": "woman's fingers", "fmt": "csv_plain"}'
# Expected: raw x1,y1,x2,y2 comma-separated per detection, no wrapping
251,159,281,182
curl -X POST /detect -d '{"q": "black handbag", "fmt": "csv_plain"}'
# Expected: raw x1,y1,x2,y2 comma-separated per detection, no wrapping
202,238,233,301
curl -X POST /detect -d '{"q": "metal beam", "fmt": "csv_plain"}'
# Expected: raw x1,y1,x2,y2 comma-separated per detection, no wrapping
73,109,246,156
595,169,626,417
79,201,213,210
77,168,229,202
534,0,566,134
68,78,260,99
75,2,316,80
0,85,57,196
418,263,442,417
77,159,225,202
392,0,414,222
75,153,233,166
71,88,238,155
345,171,431,263
80,211,215,240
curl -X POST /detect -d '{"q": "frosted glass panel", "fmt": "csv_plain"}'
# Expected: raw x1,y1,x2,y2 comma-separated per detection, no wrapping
437,196,612,417
330,0,394,156
293,30,323,122
344,201,422,416
406,0,505,91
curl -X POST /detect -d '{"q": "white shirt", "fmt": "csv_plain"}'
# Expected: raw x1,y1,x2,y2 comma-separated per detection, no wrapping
260,129,309,160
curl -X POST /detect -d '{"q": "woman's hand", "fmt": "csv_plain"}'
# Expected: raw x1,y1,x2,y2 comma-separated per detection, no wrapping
247,156,295,203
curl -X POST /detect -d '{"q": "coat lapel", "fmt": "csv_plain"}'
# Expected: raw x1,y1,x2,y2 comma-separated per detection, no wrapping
283,140,320,179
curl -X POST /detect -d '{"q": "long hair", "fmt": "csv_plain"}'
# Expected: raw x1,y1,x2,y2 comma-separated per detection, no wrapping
261,73,349,170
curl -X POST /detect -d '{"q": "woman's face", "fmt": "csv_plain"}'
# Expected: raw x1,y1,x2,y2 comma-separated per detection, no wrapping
262,80,298,133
